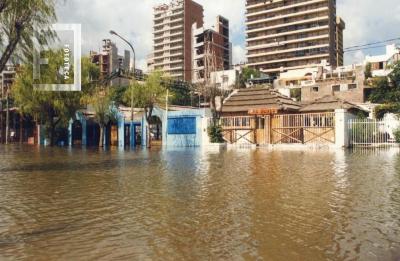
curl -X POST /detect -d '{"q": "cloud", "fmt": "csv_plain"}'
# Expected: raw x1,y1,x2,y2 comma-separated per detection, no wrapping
56,0,245,71
337,0,400,64
232,45,246,64
56,0,400,70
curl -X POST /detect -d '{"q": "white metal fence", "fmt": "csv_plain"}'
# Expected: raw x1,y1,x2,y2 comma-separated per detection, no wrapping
348,119,398,147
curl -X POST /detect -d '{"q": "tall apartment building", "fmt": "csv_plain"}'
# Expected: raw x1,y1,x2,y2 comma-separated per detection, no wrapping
151,0,203,82
90,39,131,86
246,0,344,76
192,16,232,84
336,17,345,66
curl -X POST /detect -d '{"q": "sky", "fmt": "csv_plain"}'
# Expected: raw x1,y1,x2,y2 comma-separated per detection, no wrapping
56,0,400,71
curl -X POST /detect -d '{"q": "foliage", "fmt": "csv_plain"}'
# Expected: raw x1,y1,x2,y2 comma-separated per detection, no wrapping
207,124,224,143
374,103,400,119
88,87,118,147
110,85,128,106
125,70,167,121
0,0,57,72
290,88,301,101
168,81,193,106
238,67,261,88
368,62,400,103
11,50,99,145
364,63,372,79
394,128,400,143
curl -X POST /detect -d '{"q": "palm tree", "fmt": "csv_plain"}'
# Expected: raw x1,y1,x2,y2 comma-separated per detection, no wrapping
0,0,56,72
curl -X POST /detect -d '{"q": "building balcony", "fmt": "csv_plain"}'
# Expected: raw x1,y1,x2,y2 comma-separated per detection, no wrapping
247,43,329,58
247,34,329,50
246,0,327,18
247,53,329,67
246,25,329,43
246,7,329,26
246,16,329,34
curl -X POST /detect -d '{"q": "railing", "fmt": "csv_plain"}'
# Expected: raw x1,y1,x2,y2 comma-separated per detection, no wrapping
349,119,398,147
271,113,335,144
220,116,255,130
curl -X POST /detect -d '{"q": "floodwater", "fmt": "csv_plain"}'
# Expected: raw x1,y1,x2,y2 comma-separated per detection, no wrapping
0,145,400,261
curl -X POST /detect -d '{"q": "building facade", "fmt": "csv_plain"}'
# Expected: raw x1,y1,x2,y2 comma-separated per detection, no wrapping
365,44,400,77
192,16,232,84
90,39,132,86
245,0,343,76
335,17,345,66
274,63,368,103
151,0,203,82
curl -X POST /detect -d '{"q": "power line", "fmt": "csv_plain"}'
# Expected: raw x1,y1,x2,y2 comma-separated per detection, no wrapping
344,37,400,50
344,42,400,53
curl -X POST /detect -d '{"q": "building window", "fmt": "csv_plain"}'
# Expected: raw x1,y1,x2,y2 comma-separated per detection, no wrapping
348,83,357,90
312,87,319,92
332,85,340,92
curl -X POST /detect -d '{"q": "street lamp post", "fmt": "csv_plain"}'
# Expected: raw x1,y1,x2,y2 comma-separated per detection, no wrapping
109,30,136,122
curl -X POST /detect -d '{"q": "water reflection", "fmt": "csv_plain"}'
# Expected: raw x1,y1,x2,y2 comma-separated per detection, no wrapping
0,145,399,260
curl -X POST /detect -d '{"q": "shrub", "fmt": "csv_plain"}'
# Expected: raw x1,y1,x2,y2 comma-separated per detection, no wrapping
394,128,400,143
207,125,224,143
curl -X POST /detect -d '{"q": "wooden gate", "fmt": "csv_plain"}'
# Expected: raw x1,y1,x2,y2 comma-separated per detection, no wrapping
220,113,335,145
271,113,335,144
220,116,256,144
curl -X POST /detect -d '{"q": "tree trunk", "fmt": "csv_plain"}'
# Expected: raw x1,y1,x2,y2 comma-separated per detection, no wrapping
99,125,104,147
19,115,23,144
0,29,22,74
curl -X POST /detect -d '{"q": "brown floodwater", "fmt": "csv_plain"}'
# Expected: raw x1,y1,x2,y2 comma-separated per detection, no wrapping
0,145,400,260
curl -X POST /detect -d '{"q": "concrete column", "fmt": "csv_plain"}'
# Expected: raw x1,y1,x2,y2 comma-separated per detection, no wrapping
130,122,135,148
81,118,87,146
118,117,125,148
68,119,73,146
335,109,349,148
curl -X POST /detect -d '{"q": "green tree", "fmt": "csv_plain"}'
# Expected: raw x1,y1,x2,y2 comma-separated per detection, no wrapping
86,88,117,147
365,62,372,79
11,50,99,146
125,71,167,147
0,0,56,73
238,67,261,88
368,62,400,104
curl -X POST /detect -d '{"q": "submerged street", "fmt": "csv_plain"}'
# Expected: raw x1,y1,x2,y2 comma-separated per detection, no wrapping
0,146,399,260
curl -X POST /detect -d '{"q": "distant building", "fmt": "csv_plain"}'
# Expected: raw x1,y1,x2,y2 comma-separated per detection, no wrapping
209,69,239,91
90,39,132,86
192,16,232,84
245,0,344,76
365,44,400,77
150,0,204,82
0,65,16,99
336,17,345,66
274,63,368,103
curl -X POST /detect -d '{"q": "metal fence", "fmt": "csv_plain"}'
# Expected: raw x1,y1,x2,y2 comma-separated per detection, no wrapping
348,119,398,147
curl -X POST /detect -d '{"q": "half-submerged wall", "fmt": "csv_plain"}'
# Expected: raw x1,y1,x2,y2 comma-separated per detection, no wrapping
142,107,211,147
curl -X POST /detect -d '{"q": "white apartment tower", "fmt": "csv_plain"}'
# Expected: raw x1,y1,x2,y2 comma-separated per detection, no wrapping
246,0,344,76
151,0,203,82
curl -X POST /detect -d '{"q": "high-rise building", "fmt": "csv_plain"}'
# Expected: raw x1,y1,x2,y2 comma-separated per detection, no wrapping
192,16,232,84
151,0,203,82
336,17,345,66
245,0,344,76
90,39,132,86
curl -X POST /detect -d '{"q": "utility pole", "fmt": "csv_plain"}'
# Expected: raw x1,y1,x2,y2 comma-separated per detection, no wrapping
5,90,9,144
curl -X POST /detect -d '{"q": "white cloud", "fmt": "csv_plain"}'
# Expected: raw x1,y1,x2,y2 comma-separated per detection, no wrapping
232,45,246,64
56,0,400,70
337,0,400,64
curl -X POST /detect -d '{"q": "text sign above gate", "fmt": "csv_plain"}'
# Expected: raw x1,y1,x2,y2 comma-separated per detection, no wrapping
248,108,278,115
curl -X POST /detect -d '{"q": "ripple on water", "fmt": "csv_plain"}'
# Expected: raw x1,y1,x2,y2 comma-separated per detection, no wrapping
0,146,400,260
